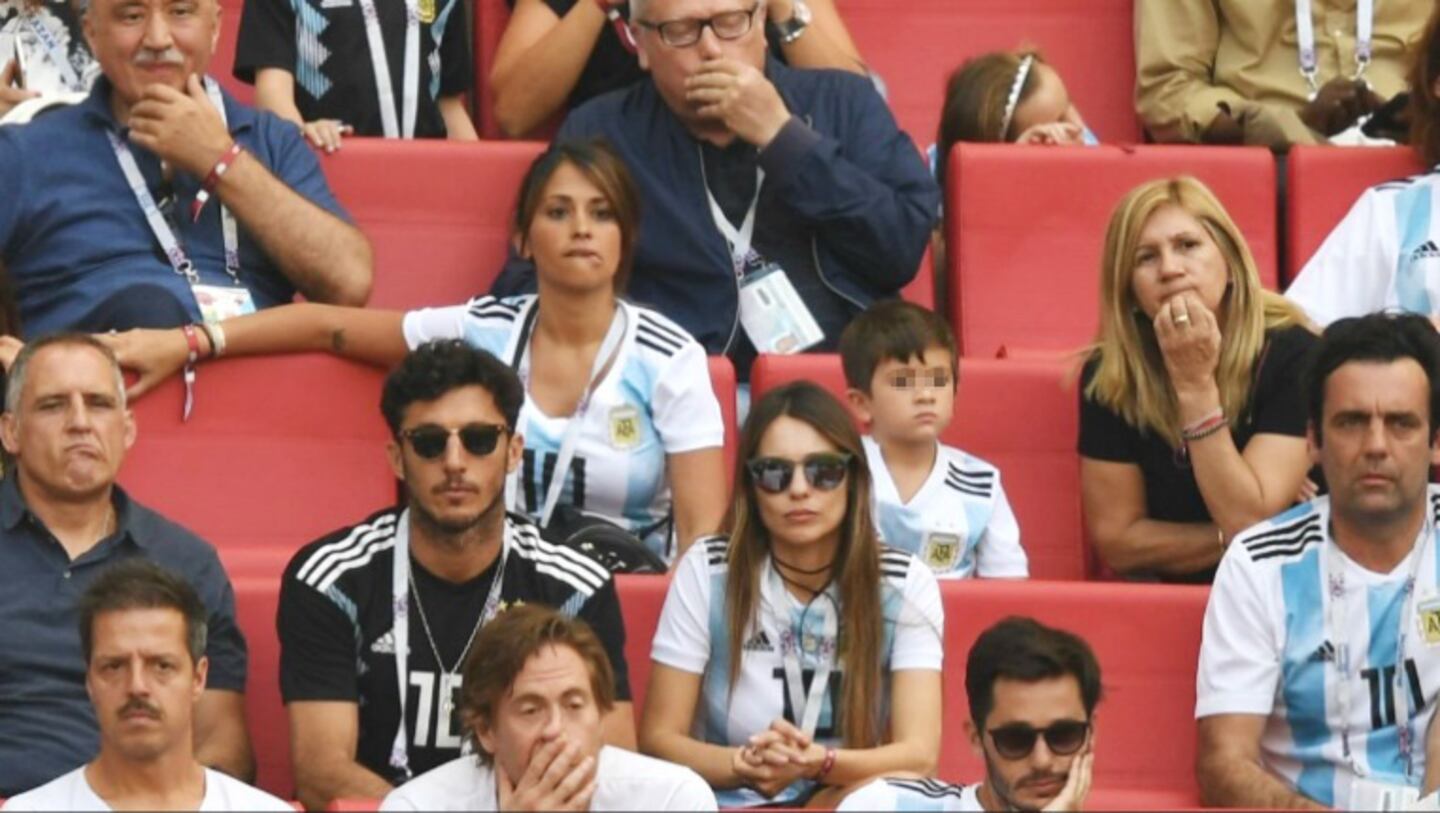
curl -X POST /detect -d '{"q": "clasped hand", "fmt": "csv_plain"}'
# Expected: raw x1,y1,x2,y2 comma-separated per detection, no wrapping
127,74,235,178
684,58,792,147
732,718,826,798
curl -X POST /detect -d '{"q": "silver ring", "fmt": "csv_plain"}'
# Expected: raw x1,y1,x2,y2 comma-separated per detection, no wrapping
1174,314,1191,325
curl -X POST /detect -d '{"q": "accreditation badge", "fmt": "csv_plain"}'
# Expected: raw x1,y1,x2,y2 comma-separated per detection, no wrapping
1418,596,1440,646
608,404,641,450
192,284,257,324
921,531,962,573
417,0,436,23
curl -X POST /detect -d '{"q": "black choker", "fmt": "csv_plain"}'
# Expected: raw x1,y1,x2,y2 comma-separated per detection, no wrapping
772,553,834,575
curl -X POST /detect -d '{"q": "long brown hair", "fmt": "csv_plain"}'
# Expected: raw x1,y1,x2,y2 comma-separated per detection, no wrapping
724,382,884,748
1410,3,1440,169
936,49,1045,184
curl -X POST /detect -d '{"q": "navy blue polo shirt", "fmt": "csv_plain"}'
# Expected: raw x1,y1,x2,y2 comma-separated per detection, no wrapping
0,76,352,336
0,475,247,796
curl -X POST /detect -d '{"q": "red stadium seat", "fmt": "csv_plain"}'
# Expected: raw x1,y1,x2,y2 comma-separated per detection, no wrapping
233,576,291,797
475,0,513,139
707,356,739,482
946,143,1278,357
835,0,1141,148
211,0,254,105
326,800,381,812
749,354,1088,580
615,574,668,722
119,353,395,560
1285,145,1425,286
319,139,546,311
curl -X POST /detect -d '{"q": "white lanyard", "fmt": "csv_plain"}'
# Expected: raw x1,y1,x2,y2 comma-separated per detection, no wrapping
357,0,419,138
699,146,765,279
510,301,628,527
1325,512,1432,780
388,509,509,779
765,559,837,738
1295,0,1374,96
105,78,241,289
21,12,82,90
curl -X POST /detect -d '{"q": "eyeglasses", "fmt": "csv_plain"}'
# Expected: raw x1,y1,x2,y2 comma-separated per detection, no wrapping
635,3,761,47
746,453,852,494
987,720,1090,760
885,370,953,390
400,423,508,460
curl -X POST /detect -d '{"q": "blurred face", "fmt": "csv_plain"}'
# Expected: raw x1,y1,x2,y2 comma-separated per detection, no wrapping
1,345,136,504
475,644,606,786
751,415,850,550
522,162,623,296
1312,359,1439,532
635,0,768,132
970,676,1092,812
1009,63,1087,140
87,608,206,764
83,0,220,107
1128,204,1231,321
848,347,956,446
387,385,523,536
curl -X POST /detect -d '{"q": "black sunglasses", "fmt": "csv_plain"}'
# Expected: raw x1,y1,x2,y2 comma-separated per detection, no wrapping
400,423,508,460
746,453,853,494
987,720,1090,760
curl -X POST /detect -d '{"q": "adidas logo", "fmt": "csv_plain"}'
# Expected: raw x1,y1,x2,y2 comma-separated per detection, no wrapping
370,631,395,655
1413,240,1440,261
1309,641,1335,664
743,630,774,652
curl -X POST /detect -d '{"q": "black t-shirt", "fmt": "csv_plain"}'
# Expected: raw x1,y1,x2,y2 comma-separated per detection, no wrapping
1078,324,1318,583
235,0,472,138
278,508,630,784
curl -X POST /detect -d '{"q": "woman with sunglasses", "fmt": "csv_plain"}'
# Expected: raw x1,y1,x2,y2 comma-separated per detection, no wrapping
101,139,729,565
487,0,867,139
641,382,944,808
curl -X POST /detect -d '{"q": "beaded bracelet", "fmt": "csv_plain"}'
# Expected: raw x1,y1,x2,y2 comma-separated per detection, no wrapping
1180,409,1226,442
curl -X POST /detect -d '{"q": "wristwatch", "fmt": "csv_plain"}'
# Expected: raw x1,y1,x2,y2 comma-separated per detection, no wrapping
774,0,812,44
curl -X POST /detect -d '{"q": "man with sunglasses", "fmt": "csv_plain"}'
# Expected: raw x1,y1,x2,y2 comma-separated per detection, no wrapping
838,617,1098,812
277,339,633,810
492,0,938,376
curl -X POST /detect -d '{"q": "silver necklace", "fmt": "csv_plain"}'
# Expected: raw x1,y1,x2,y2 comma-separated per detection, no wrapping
407,569,488,720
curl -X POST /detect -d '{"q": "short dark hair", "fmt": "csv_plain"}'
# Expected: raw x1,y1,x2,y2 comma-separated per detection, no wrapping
77,559,208,665
965,617,1103,728
458,604,616,765
1302,312,1440,445
839,300,958,394
380,340,525,436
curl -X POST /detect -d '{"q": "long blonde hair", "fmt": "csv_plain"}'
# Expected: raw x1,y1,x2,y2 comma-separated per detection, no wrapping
1085,177,1307,447
724,383,884,749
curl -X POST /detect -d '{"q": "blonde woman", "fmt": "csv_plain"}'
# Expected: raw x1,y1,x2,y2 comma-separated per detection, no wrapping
1080,177,1317,584
640,382,943,808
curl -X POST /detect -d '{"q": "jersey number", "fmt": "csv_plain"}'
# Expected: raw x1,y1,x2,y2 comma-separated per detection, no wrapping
522,450,587,512
408,670,464,749
1360,659,1425,729
772,666,842,739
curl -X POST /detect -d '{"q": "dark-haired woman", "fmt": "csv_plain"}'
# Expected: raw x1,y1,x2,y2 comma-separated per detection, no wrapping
640,382,943,808
103,140,728,564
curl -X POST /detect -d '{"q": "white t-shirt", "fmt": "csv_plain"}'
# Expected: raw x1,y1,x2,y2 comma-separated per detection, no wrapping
378,745,717,811
1286,168,1440,326
863,437,1027,579
651,537,945,807
403,295,725,563
2,766,293,811
838,777,983,812
1197,488,1440,808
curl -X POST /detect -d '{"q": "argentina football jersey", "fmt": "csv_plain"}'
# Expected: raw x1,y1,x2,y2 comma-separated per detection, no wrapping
1198,488,1440,808
401,295,724,563
838,777,983,811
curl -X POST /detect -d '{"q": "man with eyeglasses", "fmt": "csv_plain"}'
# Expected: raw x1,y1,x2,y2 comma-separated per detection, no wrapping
1197,313,1440,809
492,0,938,376
838,617,1097,812
277,339,634,810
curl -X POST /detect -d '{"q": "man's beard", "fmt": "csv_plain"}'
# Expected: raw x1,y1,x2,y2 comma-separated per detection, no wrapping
984,753,1067,812
409,483,505,547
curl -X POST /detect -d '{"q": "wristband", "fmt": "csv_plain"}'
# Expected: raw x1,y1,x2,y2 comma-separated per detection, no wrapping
1180,408,1226,442
191,141,244,222
180,325,201,422
591,0,636,53
1217,526,1227,551
816,747,837,780
199,321,227,359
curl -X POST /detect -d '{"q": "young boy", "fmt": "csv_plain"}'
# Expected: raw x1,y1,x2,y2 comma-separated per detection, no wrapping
839,300,1027,578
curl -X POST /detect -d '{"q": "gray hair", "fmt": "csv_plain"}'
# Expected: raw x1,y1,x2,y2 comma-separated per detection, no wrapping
5,333,128,415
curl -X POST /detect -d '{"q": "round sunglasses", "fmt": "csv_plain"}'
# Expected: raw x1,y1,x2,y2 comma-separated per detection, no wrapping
987,720,1090,760
400,423,508,460
746,453,853,494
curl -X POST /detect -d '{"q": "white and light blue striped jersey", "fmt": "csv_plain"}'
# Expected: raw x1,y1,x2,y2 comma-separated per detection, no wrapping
651,537,945,808
863,437,1026,579
1197,487,1440,807
1287,167,1440,326
402,295,725,563
838,777,982,812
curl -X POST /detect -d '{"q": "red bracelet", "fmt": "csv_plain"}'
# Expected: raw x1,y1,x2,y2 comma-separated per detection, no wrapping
191,141,244,222
816,747,837,780
181,324,202,365
591,0,636,53
1181,411,1227,443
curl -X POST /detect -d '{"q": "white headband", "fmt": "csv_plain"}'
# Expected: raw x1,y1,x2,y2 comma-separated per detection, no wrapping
998,55,1035,141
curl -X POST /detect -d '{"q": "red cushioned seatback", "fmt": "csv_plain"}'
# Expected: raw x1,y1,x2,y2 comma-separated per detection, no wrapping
947,143,1278,357
835,0,1140,148
319,139,546,310
232,576,291,796
614,573,667,722
1285,145,1425,286
211,0,255,105
749,354,1087,580
474,0,511,139
707,356,739,482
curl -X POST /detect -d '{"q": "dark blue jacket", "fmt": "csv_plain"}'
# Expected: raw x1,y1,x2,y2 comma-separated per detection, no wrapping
492,58,940,357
